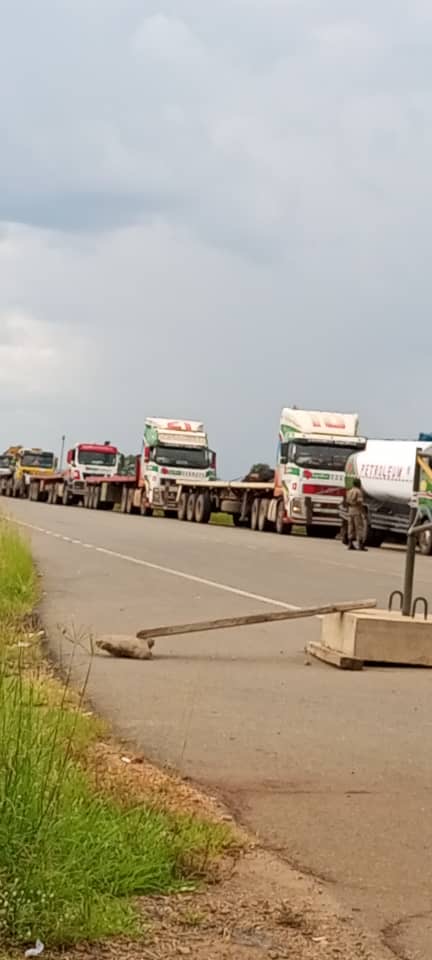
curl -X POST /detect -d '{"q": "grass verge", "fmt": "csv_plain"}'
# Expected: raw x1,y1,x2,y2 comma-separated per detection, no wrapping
0,519,233,948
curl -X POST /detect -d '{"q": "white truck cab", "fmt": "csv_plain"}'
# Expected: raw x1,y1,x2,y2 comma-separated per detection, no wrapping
276,409,365,534
140,418,216,512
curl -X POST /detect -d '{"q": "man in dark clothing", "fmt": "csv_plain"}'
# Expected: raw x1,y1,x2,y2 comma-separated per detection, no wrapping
346,478,367,550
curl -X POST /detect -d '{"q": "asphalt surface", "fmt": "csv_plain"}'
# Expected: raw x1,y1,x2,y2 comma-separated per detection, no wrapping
6,498,432,960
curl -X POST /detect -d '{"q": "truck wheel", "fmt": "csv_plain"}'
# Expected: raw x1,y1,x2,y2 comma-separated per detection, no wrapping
232,513,242,527
178,492,188,521
93,487,101,510
419,529,432,556
275,498,289,535
251,498,261,531
62,485,69,506
120,486,129,513
195,492,211,524
126,489,134,514
258,499,269,532
186,493,196,522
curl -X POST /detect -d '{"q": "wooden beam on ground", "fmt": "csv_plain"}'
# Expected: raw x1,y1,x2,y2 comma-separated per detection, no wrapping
136,598,376,644
307,641,363,671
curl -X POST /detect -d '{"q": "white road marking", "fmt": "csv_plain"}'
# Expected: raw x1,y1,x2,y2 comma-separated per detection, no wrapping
14,518,300,611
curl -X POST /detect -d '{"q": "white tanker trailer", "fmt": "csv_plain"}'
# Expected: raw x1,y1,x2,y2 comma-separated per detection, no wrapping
343,439,432,554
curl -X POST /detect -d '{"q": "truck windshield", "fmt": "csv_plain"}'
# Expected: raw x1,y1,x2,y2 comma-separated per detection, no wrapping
153,446,209,469
78,450,117,466
0,457,11,469
21,452,54,468
291,442,362,472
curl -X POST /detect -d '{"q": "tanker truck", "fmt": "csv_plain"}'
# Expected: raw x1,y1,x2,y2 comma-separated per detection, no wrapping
342,439,432,554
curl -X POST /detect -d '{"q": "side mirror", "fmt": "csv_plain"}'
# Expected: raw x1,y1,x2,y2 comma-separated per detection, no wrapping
66,450,73,464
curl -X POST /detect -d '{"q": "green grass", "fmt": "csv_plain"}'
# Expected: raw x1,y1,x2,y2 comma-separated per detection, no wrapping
210,512,234,526
0,520,232,947
0,521,38,621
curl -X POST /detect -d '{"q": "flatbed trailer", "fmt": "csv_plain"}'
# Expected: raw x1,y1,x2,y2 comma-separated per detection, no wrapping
175,479,288,530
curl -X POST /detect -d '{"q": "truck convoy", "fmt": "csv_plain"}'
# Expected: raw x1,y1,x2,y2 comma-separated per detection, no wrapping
9,411,432,554
342,439,432,554
0,410,365,538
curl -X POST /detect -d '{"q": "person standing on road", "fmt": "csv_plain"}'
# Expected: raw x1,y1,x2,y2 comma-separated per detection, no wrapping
346,478,367,551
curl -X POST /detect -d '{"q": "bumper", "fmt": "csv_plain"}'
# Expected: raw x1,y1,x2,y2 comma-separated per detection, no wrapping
290,495,342,526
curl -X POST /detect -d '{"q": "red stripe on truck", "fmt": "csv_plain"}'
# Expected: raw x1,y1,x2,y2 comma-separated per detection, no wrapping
302,484,342,496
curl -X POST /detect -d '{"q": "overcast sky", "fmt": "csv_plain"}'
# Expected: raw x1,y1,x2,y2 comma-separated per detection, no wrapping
1,0,431,474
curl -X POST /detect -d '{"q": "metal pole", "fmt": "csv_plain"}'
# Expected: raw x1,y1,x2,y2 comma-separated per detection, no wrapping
402,449,421,616
59,434,65,471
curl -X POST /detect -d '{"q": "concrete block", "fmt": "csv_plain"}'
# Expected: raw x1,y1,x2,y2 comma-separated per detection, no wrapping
310,609,432,668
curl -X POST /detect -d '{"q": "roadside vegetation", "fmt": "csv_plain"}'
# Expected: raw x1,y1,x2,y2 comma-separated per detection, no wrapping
0,519,232,948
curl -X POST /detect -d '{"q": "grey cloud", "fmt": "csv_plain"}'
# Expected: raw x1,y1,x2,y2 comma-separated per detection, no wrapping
1,2,432,470
2,0,432,257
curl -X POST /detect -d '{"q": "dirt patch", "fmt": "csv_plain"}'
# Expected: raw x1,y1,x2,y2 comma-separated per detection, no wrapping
58,849,392,960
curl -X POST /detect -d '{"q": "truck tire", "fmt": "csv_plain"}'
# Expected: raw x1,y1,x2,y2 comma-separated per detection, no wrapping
275,498,289,535
195,492,211,524
177,492,188,521
232,513,242,527
126,489,134,514
258,498,269,532
419,529,432,556
62,485,70,506
186,492,196,522
92,487,101,510
120,486,129,513
251,498,260,531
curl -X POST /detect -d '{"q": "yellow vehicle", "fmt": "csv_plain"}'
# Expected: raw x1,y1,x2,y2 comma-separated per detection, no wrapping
3,447,56,498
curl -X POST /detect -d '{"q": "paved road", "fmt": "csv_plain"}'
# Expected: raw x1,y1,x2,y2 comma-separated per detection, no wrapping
6,499,432,959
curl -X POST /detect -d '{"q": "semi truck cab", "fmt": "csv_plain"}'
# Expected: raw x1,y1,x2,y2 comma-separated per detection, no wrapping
141,419,216,511
65,442,120,495
12,448,56,497
276,409,365,534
